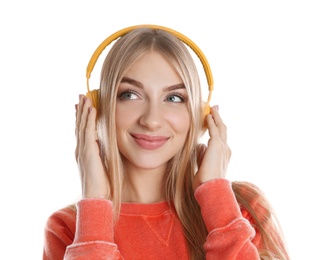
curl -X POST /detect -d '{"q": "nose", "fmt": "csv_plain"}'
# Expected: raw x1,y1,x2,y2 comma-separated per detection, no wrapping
139,102,164,130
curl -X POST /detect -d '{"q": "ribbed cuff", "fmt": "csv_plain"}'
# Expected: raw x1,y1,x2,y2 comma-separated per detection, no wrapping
73,198,114,243
194,179,242,231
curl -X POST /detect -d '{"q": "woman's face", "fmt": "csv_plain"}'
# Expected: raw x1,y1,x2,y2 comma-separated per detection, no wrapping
116,51,191,172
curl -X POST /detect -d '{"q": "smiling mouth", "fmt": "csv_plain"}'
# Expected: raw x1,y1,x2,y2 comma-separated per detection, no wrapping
130,134,169,150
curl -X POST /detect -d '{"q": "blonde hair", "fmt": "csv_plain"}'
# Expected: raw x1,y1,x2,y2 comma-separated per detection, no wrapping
95,28,289,259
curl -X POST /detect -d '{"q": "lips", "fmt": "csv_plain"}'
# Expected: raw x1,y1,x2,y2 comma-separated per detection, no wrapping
130,133,169,150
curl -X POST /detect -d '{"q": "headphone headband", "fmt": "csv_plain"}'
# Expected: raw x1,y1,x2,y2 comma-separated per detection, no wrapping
86,24,213,115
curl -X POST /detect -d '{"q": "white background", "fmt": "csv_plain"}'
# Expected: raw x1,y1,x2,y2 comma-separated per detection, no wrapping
0,1,318,259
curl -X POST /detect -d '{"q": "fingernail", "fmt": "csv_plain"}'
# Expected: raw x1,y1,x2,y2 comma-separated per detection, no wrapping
214,105,219,111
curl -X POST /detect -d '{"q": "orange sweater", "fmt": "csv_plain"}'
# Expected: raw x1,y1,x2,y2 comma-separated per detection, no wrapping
43,179,269,259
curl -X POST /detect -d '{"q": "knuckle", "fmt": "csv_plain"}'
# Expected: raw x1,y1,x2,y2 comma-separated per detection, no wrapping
78,128,84,136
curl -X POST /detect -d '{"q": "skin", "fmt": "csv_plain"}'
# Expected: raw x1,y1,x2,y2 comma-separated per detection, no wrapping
75,51,231,202
116,51,190,203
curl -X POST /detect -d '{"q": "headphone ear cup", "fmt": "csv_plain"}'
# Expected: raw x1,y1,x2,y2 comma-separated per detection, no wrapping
86,89,99,108
203,102,211,117
201,102,211,130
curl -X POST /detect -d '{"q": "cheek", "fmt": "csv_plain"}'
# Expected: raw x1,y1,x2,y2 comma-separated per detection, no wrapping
167,110,191,134
115,105,137,129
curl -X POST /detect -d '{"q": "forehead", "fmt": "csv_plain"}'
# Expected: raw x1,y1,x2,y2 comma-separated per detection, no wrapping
122,51,183,85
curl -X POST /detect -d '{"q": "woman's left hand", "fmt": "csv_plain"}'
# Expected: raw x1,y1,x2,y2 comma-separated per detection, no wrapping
193,105,231,190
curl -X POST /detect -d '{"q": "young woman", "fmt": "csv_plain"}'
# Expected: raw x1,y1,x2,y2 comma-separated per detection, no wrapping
43,27,290,259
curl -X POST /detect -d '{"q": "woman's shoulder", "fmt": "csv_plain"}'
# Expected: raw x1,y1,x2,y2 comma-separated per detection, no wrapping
45,204,77,237
43,205,77,259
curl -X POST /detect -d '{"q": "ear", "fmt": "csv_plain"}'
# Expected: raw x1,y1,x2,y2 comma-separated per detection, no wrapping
86,89,99,108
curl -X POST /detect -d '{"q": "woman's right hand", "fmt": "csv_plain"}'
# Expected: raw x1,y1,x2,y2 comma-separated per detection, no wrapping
75,95,110,199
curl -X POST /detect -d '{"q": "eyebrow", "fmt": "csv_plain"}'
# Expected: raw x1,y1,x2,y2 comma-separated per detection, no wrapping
121,77,185,92
121,77,143,88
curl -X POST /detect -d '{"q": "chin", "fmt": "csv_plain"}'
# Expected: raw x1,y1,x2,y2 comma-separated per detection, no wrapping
123,153,171,171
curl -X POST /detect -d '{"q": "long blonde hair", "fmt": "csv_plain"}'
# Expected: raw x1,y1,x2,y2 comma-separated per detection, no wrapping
95,28,289,259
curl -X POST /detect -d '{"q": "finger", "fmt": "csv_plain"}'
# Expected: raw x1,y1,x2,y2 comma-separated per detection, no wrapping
76,95,85,138
78,96,92,152
75,103,79,159
85,106,97,143
206,113,219,139
75,95,85,159
196,143,207,166
211,106,227,142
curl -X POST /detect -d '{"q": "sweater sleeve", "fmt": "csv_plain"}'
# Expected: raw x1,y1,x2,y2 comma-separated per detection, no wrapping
43,199,123,260
194,179,259,260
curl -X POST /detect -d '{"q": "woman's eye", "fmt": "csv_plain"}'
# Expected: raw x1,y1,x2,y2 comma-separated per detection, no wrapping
166,94,184,103
119,91,139,100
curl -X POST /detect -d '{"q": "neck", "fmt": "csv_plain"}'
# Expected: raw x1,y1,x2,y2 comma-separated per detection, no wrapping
122,164,166,204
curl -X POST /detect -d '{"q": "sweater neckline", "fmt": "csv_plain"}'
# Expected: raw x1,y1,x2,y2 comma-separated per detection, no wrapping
120,201,172,215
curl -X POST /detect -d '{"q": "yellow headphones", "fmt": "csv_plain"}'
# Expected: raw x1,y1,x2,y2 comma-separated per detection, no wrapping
86,24,214,116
